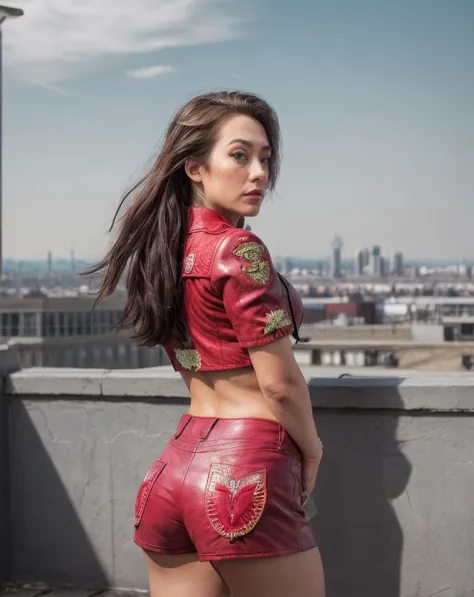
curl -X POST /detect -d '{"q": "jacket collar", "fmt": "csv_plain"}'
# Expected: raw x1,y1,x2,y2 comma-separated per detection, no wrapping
188,206,235,234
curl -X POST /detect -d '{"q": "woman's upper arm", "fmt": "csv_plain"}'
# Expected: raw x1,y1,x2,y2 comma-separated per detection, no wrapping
248,337,305,396
211,229,302,389
211,230,295,345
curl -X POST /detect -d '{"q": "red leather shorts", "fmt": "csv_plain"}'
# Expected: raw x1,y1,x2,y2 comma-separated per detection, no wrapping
133,414,317,561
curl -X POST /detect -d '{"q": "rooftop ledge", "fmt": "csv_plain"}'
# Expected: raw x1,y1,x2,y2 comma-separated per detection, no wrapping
5,365,474,412
2,363,474,594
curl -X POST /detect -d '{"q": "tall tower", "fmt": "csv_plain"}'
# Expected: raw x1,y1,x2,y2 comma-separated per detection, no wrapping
354,249,367,276
391,252,404,276
372,245,381,277
331,236,343,279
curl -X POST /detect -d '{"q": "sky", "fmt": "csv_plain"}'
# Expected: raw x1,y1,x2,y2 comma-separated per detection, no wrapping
3,0,474,262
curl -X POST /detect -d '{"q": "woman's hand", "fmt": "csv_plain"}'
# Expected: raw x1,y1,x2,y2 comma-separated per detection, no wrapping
301,454,322,505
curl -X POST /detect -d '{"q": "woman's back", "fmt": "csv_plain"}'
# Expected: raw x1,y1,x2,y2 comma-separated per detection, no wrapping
181,366,274,419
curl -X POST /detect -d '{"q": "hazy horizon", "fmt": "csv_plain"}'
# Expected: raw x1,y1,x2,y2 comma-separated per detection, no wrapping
3,255,471,271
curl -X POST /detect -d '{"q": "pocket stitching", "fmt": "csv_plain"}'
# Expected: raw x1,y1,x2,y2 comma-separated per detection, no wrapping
290,458,303,513
134,460,167,528
204,462,267,543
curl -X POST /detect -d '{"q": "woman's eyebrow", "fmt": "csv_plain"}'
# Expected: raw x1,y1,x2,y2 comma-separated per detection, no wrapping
226,138,271,151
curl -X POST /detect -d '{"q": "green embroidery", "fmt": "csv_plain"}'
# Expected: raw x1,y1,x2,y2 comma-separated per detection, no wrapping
184,253,196,274
233,242,264,262
233,242,270,284
263,309,292,335
174,348,201,371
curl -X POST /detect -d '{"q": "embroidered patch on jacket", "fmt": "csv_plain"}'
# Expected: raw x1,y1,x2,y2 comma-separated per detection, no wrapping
205,463,267,543
174,348,201,371
233,242,270,284
263,309,293,335
184,253,196,274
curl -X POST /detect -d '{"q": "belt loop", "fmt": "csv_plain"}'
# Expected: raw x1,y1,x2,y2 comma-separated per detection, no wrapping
277,425,284,451
200,418,219,440
174,415,192,439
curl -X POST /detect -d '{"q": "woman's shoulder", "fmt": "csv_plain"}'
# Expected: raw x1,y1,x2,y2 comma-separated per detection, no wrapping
214,227,271,264
210,227,275,288
183,226,265,278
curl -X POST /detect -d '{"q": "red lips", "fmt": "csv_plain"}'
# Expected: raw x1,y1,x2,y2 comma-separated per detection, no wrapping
244,190,263,200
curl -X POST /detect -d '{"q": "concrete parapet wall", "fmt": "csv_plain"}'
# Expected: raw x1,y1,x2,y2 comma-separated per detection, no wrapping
0,379,10,582
300,323,413,341
1,365,474,596
294,340,474,371
0,344,20,581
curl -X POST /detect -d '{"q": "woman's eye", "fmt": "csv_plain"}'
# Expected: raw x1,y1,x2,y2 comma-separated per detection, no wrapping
261,157,271,165
232,151,247,161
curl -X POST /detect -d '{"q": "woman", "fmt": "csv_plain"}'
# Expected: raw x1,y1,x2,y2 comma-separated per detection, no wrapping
88,91,325,597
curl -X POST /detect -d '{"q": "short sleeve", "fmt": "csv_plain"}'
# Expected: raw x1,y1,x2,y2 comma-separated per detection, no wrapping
211,230,294,349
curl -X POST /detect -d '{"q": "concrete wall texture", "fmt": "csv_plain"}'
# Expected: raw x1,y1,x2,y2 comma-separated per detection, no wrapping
1,363,474,597
0,377,10,582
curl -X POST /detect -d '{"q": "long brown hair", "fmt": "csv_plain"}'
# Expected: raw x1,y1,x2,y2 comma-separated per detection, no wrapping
85,91,282,346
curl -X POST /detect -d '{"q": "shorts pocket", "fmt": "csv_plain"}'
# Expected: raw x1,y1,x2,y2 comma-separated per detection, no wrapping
205,463,267,543
290,458,304,512
134,459,167,528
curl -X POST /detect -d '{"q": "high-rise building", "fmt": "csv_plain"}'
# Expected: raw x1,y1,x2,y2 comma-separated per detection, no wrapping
380,257,390,278
47,251,53,276
371,245,381,277
331,236,343,279
354,248,370,276
362,248,370,269
392,252,404,276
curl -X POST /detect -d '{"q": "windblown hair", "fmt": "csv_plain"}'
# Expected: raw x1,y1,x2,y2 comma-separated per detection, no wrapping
85,91,282,346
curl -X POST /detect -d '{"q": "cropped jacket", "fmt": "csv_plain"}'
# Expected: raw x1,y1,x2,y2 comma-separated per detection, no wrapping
164,207,304,372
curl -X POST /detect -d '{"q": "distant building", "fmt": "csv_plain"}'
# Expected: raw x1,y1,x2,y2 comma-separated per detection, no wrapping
380,257,390,278
0,295,167,369
371,245,381,277
362,248,370,270
331,236,343,279
0,295,122,339
354,249,364,276
354,248,370,276
392,252,404,276
47,251,53,276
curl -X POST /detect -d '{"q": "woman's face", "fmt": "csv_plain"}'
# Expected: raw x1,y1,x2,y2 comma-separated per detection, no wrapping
187,114,271,225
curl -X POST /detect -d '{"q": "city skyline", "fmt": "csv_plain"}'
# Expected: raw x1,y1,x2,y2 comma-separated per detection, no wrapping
3,0,473,261
2,234,474,265
2,233,472,267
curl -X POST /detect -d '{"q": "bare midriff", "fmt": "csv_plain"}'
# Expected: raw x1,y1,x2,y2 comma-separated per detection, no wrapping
180,368,278,421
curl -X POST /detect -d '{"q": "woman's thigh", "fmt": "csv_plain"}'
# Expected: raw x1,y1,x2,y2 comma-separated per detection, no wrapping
145,551,230,597
213,547,325,597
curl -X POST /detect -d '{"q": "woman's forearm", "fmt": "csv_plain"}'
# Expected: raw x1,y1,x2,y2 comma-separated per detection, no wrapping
262,379,322,461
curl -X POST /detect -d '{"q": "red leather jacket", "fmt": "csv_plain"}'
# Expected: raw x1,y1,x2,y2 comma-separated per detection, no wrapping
164,207,304,372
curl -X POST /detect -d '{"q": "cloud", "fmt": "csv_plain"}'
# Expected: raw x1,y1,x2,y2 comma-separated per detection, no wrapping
127,64,176,79
2,0,245,85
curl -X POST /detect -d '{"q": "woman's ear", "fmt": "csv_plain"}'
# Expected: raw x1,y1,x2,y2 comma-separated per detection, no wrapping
184,160,203,183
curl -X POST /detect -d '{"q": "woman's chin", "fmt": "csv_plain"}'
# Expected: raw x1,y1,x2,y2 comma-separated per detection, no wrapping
241,203,261,218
